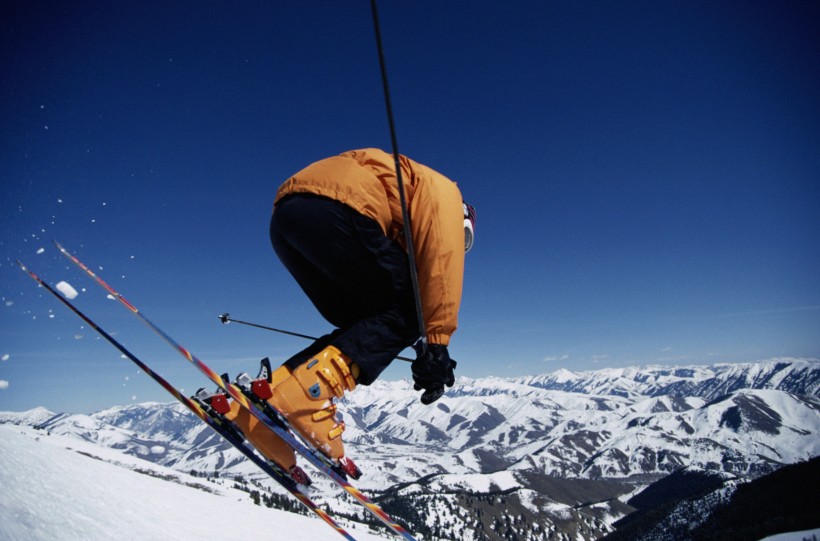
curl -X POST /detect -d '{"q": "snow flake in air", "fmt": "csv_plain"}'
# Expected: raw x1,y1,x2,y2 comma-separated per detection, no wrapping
55,281,79,299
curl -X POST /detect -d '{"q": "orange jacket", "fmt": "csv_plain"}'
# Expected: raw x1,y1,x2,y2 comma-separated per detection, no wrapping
275,148,464,346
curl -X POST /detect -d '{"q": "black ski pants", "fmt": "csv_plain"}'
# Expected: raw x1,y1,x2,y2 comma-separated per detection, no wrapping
269,194,419,385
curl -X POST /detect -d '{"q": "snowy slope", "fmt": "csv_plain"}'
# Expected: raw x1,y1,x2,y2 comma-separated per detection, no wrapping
759,529,820,541
0,425,387,541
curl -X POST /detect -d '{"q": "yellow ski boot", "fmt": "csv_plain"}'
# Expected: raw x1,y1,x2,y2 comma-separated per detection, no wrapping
254,346,362,479
196,371,310,486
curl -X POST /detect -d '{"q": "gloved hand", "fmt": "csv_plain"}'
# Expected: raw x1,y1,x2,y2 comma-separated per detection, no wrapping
412,344,457,405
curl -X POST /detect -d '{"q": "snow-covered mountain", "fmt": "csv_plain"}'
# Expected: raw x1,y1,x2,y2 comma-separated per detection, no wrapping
341,359,820,483
4,358,819,540
26,359,819,484
0,406,57,426
514,358,820,400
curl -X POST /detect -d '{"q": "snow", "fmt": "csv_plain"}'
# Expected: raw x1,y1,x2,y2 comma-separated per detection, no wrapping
758,528,820,541
0,407,55,425
0,425,388,541
550,368,578,383
427,470,520,493
55,280,79,299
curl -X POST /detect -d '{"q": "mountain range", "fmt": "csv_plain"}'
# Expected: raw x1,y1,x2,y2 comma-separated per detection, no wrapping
2,358,818,540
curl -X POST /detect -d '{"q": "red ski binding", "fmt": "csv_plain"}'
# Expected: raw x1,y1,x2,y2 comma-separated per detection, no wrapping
290,465,312,487
209,393,231,415
252,379,273,400
339,456,362,480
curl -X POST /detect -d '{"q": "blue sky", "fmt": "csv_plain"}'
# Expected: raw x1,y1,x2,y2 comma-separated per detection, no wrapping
2,1,818,413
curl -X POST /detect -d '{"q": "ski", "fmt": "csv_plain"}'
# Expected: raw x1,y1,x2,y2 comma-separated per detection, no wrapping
16,259,356,540
53,241,417,541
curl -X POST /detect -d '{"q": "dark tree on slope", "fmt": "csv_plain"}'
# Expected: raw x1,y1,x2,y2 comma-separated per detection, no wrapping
601,469,730,541
689,457,820,541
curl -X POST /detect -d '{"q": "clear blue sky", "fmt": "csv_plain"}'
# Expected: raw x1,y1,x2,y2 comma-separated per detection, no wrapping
2,1,818,413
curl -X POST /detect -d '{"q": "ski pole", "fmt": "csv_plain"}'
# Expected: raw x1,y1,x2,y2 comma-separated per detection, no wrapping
218,313,413,363
370,0,428,356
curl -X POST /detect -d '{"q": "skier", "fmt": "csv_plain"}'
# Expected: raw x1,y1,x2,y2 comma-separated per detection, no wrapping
234,148,475,474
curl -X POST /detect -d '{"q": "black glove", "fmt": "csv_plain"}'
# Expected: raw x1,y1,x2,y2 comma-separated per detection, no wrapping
412,344,457,405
